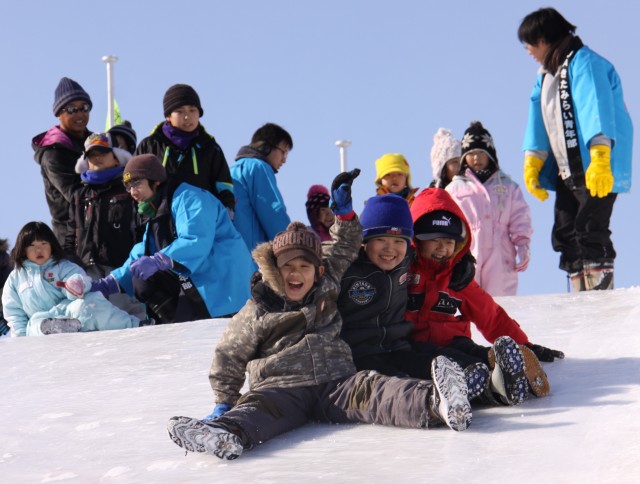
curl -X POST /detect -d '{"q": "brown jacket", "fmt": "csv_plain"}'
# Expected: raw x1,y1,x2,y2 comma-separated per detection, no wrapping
209,217,362,405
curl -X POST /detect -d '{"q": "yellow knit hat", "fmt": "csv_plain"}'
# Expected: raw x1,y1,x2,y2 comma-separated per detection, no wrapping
375,153,412,188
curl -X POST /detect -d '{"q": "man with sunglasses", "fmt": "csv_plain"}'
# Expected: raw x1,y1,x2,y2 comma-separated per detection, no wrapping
33,77,93,246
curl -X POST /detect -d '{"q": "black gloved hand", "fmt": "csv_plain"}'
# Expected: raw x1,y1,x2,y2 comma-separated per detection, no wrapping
526,342,565,362
330,168,361,215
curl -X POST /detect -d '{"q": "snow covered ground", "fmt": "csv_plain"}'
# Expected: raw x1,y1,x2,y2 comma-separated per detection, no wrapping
1,288,639,483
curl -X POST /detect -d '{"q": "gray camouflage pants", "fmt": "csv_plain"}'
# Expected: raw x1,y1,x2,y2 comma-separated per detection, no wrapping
215,370,433,449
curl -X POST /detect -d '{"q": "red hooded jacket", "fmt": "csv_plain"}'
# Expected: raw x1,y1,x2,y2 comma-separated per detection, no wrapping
405,188,529,346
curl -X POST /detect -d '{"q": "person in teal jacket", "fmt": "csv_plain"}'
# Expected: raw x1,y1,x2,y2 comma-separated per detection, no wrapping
95,154,253,323
231,123,292,269
518,7,633,291
2,222,140,336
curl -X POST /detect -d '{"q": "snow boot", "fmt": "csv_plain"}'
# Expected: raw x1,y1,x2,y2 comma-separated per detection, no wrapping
569,270,586,292
167,416,243,460
519,345,550,397
464,362,491,401
583,259,614,291
429,356,471,431
40,318,82,335
488,336,528,406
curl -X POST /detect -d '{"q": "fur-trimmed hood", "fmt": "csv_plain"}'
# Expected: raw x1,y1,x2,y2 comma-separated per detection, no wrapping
252,241,287,298
75,147,132,174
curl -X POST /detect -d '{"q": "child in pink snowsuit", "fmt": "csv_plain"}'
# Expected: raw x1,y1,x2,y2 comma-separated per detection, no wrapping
446,121,533,296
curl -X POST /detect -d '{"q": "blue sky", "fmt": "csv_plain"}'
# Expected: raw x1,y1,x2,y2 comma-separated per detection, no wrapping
1,0,638,295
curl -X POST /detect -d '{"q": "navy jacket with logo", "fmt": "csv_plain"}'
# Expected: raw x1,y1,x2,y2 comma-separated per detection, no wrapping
338,247,414,359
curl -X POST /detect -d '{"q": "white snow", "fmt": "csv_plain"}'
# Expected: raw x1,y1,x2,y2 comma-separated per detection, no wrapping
2,288,639,483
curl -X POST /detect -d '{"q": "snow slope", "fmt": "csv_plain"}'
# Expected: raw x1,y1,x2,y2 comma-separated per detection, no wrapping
1,288,639,483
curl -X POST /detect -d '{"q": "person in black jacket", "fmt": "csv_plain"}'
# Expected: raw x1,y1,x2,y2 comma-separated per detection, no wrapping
338,194,492,401
32,77,93,244
134,84,235,216
67,132,145,318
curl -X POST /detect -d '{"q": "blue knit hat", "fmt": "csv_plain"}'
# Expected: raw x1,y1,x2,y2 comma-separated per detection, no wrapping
361,194,414,241
53,77,92,116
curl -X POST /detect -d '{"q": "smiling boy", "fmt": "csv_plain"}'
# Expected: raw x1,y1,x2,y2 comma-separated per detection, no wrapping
167,174,474,461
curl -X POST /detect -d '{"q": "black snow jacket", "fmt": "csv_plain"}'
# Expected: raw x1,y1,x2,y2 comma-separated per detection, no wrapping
135,122,235,210
338,247,414,359
33,126,90,243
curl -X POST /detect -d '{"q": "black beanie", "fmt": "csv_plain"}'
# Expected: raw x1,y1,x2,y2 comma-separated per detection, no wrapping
108,121,137,154
460,121,498,164
53,77,92,116
123,154,167,184
163,84,203,117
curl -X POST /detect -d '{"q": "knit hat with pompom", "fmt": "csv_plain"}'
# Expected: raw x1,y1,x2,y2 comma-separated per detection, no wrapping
430,128,461,183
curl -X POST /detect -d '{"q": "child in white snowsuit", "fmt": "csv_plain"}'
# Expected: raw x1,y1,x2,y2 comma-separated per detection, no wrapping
446,121,533,296
167,171,474,461
2,222,141,336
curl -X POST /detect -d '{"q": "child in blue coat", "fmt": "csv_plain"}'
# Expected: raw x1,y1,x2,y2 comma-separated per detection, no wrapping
93,154,253,323
1,222,141,336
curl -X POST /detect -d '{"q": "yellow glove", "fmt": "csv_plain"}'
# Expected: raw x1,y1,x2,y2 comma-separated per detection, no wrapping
585,145,613,198
523,155,549,202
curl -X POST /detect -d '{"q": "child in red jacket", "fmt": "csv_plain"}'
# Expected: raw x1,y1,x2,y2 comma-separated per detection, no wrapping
406,188,564,405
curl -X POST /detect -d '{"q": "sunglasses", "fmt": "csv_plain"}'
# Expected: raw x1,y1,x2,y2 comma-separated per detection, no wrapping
61,103,91,115
123,178,144,193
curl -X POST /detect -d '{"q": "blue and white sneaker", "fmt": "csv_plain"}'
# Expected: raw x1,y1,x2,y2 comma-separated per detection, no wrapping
167,416,243,460
464,362,491,401
490,336,528,406
430,356,472,431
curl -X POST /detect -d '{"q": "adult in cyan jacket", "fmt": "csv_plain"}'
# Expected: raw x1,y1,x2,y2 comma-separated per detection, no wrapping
93,154,253,323
231,123,292,267
518,7,633,291
32,77,93,245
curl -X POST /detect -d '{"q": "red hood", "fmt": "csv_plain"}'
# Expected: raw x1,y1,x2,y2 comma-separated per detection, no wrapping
410,188,472,267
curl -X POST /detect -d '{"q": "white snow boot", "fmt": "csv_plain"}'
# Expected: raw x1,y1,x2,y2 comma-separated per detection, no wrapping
167,416,243,460
429,356,472,431
488,336,528,406
40,318,82,335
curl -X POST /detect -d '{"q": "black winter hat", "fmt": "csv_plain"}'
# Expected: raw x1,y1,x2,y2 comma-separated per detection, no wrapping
123,154,167,184
53,77,92,116
108,121,137,154
414,210,465,242
163,84,203,117
460,121,498,164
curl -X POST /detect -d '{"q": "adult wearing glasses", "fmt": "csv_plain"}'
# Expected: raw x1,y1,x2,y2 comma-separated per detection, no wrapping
92,154,253,323
33,77,93,246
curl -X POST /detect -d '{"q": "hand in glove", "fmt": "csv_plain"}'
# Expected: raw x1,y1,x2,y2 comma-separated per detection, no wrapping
515,243,530,272
130,252,173,281
523,155,549,202
91,274,120,298
203,403,232,421
330,168,361,216
585,144,613,198
526,342,565,362
55,275,89,299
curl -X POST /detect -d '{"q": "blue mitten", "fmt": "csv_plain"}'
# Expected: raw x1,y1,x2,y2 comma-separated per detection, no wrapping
330,168,361,216
90,274,120,298
130,252,173,280
203,403,232,421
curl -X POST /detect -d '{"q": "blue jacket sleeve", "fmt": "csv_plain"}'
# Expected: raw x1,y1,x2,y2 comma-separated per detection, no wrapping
248,162,291,239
